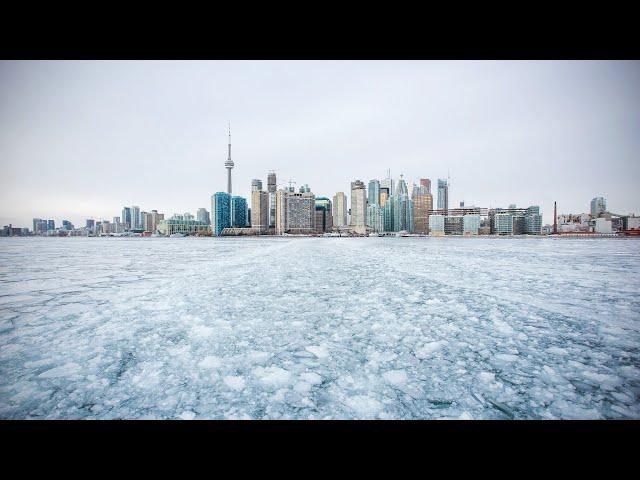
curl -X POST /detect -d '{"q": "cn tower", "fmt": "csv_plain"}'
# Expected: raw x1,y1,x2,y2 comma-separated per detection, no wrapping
224,122,234,195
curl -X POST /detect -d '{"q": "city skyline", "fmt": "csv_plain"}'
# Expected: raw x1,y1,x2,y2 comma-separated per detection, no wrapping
1,61,639,228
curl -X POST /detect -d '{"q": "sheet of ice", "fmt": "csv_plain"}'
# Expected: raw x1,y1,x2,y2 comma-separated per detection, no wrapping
0,236,639,419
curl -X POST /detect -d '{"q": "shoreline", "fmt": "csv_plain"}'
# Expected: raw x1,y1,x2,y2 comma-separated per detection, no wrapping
2,234,635,239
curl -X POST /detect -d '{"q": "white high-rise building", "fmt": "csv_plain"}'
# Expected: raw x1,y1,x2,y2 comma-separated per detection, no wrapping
275,189,315,234
380,170,394,196
131,205,141,230
332,192,348,227
350,180,367,234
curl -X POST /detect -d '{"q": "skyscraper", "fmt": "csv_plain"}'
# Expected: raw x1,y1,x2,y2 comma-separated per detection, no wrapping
122,207,131,230
146,210,164,234
251,179,263,191
437,179,449,212
267,171,277,192
366,204,384,233
211,192,231,236
332,192,348,227
225,123,234,195
392,194,408,232
197,208,211,225
286,192,315,233
420,178,431,194
131,206,141,230
383,196,395,231
251,189,269,233
315,197,333,233
591,197,607,217
412,190,433,234
350,180,367,234
268,171,277,228
47,219,55,231
231,196,248,228
396,175,408,196
368,179,380,207
276,189,287,235
380,170,394,197
379,187,390,207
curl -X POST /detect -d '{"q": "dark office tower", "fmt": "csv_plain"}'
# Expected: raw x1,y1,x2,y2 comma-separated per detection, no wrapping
62,220,73,230
420,178,431,194
267,171,276,193
267,171,277,228
47,220,55,231
86,219,94,230
553,201,558,234
122,207,132,230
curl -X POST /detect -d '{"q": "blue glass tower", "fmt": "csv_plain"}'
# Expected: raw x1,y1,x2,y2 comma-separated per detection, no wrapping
211,192,231,236
368,179,380,206
231,196,248,228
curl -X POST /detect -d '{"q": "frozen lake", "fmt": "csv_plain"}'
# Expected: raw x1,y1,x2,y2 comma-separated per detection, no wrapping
0,236,639,419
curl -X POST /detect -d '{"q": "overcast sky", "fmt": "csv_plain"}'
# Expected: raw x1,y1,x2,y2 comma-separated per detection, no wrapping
1,60,638,228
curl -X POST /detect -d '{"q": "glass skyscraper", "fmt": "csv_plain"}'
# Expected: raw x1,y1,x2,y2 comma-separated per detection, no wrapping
591,197,606,217
211,192,231,236
437,179,448,211
368,179,380,207
122,207,131,230
383,195,395,232
231,196,248,228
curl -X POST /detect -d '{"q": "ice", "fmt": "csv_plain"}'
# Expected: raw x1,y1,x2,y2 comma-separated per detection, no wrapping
223,376,246,391
38,362,81,379
415,341,446,358
305,345,329,359
198,356,222,369
0,236,639,419
382,370,408,385
253,366,292,390
345,395,383,418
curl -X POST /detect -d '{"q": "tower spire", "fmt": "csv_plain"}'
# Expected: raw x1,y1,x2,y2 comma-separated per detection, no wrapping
224,121,234,195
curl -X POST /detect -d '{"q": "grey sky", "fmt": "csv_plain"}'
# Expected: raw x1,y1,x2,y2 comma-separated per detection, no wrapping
1,60,639,228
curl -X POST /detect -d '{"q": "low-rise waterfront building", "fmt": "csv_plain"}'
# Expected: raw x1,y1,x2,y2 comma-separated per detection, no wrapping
463,215,480,235
157,216,210,236
429,214,445,236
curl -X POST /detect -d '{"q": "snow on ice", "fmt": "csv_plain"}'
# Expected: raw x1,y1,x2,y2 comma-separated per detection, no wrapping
0,236,639,419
